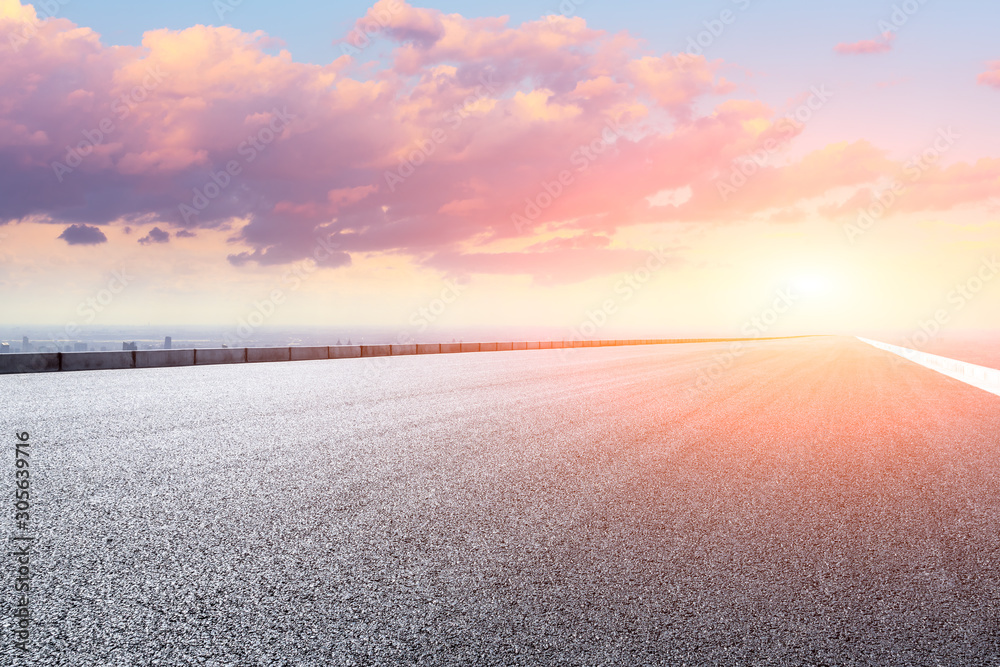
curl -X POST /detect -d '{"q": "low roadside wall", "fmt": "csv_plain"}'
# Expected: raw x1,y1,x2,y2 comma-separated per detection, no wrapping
247,347,291,363
61,351,134,371
136,350,196,368
0,336,817,375
330,346,362,359
290,346,329,361
0,353,60,374
195,348,246,366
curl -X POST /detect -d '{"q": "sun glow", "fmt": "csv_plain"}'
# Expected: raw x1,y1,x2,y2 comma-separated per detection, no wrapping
792,274,835,298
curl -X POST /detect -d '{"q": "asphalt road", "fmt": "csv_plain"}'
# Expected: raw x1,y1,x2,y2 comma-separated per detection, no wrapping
2,336,999,666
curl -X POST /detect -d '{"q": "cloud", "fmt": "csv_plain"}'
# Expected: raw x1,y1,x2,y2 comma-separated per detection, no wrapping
58,224,107,245
648,140,896,222
175,229,196,238
138,226,170,244
834,32,895,55
1,1,996,283
0,0,751,281
978,61,1000,88
817,155,1000,220
424,246,666,286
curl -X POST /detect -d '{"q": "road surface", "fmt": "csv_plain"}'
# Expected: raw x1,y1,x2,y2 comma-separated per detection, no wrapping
2,336,999,665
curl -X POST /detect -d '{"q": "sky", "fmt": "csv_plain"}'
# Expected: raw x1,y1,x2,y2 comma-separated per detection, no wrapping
1,0,998,341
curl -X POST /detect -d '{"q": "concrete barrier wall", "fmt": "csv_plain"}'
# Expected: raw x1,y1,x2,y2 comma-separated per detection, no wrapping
0,336,821,374
195,348,246,366
136,350,196,368
248,347,291,363
290,346,329,361
61,351,134,372
0,353,60,374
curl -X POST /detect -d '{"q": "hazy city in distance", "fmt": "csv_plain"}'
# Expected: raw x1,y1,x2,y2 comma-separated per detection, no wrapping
0,325,700,353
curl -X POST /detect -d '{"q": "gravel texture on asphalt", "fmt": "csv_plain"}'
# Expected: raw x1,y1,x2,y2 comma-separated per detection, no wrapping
1,336,999,666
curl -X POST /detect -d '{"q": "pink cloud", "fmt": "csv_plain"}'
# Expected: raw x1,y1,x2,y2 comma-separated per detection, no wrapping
834,32,895,55
425,246,665,286
978,61,1000,88
1,1,996,283
0,0,759,279
817,157,1000,220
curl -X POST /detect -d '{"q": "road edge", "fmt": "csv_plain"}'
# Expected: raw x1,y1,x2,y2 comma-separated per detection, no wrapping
856,336,1000,397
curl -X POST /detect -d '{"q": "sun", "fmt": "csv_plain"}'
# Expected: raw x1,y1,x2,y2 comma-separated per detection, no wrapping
791,274,834,297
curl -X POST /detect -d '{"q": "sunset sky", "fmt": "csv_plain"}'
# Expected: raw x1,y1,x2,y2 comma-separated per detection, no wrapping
1,0,998,338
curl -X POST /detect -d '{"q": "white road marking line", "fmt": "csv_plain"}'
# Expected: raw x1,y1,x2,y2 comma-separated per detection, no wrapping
857,336,1000,398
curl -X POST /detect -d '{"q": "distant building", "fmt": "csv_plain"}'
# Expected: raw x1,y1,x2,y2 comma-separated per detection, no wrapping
74,343,88,352
122,342,138,351
0,343,8,353
21,336,30,353
164,336,172,350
